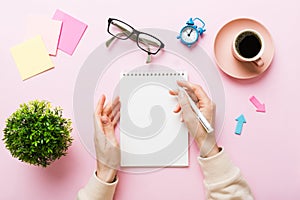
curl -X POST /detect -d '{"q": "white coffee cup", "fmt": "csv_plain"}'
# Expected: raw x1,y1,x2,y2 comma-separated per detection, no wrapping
232,29,265,67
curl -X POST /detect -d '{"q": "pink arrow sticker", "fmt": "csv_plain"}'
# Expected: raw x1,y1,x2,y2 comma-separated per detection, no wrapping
250,96,266,113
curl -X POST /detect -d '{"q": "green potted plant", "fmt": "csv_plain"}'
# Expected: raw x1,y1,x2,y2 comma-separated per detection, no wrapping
3,100,73,167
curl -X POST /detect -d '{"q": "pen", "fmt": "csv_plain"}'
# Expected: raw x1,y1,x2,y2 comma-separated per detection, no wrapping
178,87,214,134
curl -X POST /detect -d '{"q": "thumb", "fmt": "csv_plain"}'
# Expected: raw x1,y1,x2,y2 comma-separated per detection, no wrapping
178,90,193,114
94,114,104,133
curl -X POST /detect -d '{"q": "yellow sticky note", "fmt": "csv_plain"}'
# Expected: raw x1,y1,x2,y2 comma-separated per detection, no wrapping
10,35,54,80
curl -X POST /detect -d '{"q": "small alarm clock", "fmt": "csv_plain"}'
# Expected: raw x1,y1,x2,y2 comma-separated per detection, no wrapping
177,18,206,47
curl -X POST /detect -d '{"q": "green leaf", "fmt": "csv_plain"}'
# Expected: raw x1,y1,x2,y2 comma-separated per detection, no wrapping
3,100,73,167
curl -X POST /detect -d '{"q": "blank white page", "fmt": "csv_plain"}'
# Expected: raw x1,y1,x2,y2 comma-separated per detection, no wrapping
120,70,188,167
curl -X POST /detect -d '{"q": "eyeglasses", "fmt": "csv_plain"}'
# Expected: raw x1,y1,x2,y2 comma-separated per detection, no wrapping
106,18,165,63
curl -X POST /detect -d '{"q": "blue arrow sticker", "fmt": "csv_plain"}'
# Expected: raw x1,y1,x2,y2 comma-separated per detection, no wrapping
235,114,246,135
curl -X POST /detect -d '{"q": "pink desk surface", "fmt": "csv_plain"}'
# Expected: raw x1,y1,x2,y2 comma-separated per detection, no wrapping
1,0,299,199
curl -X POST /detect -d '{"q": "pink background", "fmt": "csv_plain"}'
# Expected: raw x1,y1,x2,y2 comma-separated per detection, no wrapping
1,0,299,199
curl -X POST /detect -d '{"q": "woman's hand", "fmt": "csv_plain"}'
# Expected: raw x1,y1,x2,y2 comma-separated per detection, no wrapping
170,81,219,157
94,95,120,182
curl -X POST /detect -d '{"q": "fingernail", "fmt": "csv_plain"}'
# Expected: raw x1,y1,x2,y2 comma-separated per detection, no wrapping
101,116,109,124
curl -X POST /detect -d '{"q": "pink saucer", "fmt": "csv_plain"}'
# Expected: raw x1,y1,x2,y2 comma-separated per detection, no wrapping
214,18,275,79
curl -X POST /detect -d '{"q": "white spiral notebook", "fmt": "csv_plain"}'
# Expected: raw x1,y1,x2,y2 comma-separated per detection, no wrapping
120,70,189,167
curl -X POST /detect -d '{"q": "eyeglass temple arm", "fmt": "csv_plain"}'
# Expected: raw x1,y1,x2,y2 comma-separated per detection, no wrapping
105,31,139,47
105,34,121,47
106,32,152,63
146,50,151,63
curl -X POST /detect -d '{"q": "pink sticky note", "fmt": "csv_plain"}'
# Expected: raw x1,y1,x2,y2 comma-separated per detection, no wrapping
52,9,87,55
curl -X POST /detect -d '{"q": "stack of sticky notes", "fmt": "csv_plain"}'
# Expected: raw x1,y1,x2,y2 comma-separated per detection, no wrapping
10,9,88,80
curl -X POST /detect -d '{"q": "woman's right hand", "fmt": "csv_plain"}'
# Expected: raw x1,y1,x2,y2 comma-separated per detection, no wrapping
170,80,220,158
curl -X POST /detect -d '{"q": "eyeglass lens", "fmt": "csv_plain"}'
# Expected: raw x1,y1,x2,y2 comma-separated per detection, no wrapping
108,19,162,55
137,33,161,54
109,20,133,39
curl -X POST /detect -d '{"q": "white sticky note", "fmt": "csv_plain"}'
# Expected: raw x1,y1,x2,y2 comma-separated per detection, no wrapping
26,15,62,56
10,35,54,80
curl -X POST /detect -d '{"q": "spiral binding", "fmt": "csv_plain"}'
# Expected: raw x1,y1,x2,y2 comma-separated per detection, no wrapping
122,72,186,77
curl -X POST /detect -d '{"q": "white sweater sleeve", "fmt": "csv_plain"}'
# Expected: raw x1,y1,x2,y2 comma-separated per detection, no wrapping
77,172,118,200
78,148,253,200
198,147,254,200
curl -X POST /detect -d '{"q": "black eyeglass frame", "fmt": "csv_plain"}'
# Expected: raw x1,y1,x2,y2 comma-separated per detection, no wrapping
107,18,165,55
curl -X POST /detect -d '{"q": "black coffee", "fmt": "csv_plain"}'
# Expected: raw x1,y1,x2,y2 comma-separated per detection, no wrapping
236,33,262,59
